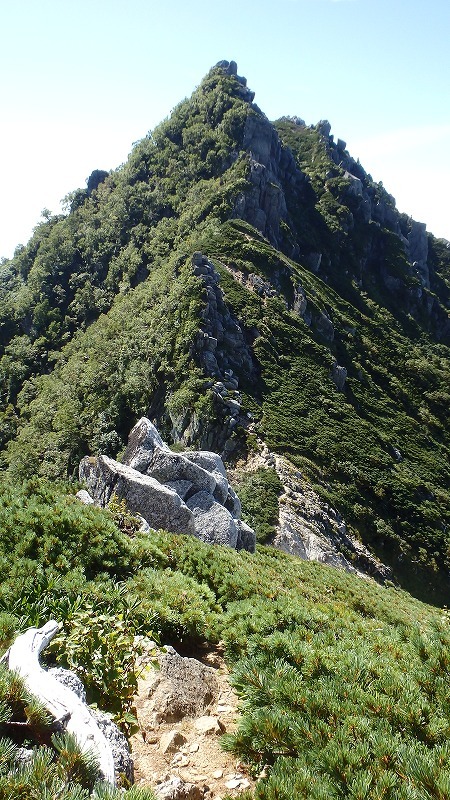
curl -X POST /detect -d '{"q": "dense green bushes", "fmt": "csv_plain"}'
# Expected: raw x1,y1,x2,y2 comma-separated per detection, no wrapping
234,467,283,543
135,531,450,799
0,64,251,468
194,221,450,602
1,476,450,797
0,478,166,585
4,255,208,478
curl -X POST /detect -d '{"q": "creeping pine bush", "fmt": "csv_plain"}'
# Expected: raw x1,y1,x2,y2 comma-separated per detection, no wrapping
0,663,157,799
126,567,220,643
0,477,167,584
0,613,17,653
235,467,282,544
140,531,450,799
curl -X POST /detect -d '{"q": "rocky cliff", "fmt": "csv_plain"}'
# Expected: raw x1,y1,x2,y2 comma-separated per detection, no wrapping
212,61,450,343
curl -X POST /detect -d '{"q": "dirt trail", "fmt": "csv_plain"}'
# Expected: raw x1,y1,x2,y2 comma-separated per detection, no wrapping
130,643,256,799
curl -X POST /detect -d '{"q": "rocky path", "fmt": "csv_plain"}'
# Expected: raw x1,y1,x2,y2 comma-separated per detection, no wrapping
130,642,255,800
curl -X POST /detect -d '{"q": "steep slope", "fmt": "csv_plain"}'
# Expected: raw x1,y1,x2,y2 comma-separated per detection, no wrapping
2,481,450,800
0,61,449,602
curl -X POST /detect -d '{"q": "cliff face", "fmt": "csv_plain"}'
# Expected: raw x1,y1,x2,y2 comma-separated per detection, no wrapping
233,107,307,252
211,65,450,343
0,61,449,602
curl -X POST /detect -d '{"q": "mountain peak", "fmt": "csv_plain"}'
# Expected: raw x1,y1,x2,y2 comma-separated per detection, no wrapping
215,59,238,75
0,62,449,603
214,59,255,102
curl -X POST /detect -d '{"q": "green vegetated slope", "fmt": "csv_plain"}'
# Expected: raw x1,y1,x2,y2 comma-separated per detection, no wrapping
1,61,450,796
5,256,208,479
197,219,450,603
1,479,450,799
0,66,250,462
0,62,448,601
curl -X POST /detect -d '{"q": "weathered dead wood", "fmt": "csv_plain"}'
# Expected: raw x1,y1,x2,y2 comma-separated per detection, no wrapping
1,620,116,784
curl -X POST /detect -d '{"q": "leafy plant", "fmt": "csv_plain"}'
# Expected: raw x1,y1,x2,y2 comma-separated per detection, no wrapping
107,494,142,537
48,600,145,734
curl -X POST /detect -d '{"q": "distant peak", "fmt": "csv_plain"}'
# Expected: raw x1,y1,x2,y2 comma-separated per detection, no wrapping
215,59,238,76
215,60,255,103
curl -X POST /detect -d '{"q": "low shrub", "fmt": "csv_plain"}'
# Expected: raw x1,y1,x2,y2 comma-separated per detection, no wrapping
235,467,283,543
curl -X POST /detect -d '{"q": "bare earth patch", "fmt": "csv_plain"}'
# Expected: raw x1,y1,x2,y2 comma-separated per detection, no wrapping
130,642,255,799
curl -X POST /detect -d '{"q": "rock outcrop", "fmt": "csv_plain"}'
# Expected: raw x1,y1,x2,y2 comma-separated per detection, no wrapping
188,252,259,456
272,454,391,580
215,59,254,103
137,645,219,727
234,442,391,581
233,109,307,254
307,119,450,341
330,361,347,391
79,455,197,536
213,62,308,256
131,639,255,799
78,418,256,552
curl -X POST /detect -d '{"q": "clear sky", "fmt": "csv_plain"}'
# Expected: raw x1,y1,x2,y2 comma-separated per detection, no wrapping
1,0,449,259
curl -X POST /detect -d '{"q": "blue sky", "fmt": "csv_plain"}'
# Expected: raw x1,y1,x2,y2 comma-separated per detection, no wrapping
1,0,449,258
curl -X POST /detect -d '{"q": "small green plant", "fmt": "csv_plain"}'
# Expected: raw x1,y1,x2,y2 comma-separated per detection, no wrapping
107,494,141,537
0,727,157,798
0,613,17,654
52,731,100,791
48,600,145,735
0,663,52,752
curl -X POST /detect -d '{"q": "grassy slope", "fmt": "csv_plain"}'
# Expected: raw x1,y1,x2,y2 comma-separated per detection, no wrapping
7,211,450,600
0,66,250,461
0,65,449,600
4,255,208,478
1,479,450,799
196,220,450,603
